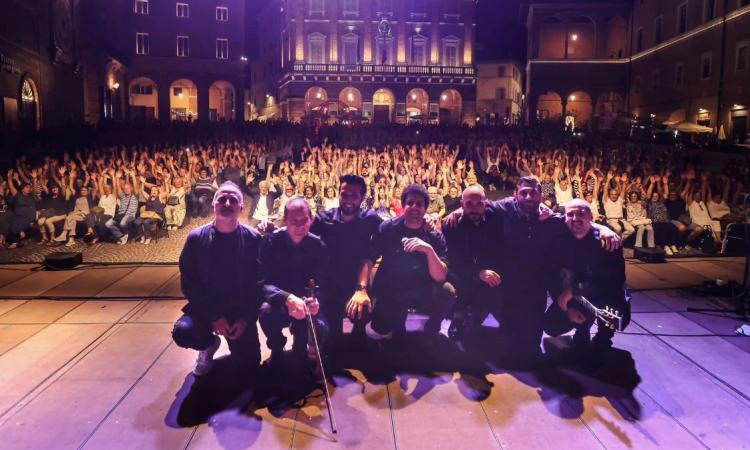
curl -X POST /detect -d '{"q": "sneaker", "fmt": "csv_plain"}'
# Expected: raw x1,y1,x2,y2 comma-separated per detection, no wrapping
670,245,679,254
144,237,152,245
664,246,673,256
193,335,221,377
65,238,76,247
118,234,129,245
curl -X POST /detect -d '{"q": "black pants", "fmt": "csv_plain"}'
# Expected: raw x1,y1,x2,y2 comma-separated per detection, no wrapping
324,289,371,342
172,314,261,368
258,301,329,353
371,282,455,337
481,289,547,351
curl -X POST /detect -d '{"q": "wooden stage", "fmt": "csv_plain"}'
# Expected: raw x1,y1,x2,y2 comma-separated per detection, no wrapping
0,257,748,449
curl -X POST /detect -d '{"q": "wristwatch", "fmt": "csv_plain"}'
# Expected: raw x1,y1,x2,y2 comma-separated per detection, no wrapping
355,283,368,292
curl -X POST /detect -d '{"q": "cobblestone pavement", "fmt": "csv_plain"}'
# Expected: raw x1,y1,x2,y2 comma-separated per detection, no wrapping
0,217,220,264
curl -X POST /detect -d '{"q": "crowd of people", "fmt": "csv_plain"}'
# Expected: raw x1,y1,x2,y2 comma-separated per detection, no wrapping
0,123,748,254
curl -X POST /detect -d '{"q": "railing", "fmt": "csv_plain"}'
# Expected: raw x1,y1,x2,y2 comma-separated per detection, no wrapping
291,62,475,76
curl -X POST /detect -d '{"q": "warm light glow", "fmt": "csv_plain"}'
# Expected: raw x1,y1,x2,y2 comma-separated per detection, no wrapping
732,103,746,110
569,95,576,101
178,92,184,99
698,108,708,113
415,26,421,33
649,113,656,118
316,92,322,99
411,94,417,100
442,94,447,101
571,34,578,41
347,93,354,102
112,82,120,90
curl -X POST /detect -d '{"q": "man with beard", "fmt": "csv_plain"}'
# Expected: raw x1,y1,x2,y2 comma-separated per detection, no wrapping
444,177,621,363
544,199,629,358
260,175,382,350
441,185,502,339
172,182,264,377
369,184,454,341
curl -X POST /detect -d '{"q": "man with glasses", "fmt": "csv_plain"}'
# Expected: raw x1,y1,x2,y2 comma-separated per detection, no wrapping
172,181,264,377
544,199,629,359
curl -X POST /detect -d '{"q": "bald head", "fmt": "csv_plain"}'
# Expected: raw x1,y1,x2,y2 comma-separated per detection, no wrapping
461,185,487,224
564,199,593,239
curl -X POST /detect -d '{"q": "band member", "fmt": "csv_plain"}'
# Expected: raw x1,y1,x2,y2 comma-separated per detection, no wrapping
444,177,621,361
369,184,455,340
310,175,382,345
172,182,263,376
441,185,502,339
544,199,629,356
258,197,328,366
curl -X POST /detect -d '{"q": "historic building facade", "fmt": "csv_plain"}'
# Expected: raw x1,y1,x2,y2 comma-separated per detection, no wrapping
475,60,524,125
251,0,477,125
80,0,249,124
1,0,85,131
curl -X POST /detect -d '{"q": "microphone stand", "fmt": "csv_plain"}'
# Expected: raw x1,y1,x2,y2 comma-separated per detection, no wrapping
305,278,338,435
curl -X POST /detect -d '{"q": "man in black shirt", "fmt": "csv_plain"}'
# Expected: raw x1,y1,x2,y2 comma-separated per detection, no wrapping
370,184,455,339
310,175,382,345
258,197,328,364
36,185,68,243
442,185,502,339
545,199,629,356
173,182,263,377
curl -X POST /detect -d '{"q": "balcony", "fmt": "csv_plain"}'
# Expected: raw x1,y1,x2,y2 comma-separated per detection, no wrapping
290,62,475,77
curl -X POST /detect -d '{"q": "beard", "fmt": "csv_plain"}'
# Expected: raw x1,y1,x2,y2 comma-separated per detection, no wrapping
518,200,538,215
340,202,359,215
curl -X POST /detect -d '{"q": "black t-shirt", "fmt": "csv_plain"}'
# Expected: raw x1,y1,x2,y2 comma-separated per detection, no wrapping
665,198,687,220
39,194,68,216
371,216,448,294
443,195,460,214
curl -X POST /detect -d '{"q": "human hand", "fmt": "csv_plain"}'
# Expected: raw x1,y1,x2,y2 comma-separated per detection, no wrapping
211,317,231,336
479,269,502,287
286,295,307,320
402,237,432,254
346,290,373,320
304,296,320,316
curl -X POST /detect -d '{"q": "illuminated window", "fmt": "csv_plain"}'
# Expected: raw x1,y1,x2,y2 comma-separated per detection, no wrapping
134,0,148,15
136,33,149,55
216,6,228,21
216,39,229,59
308,33,326,63
177,35,189,57
410,35,427,65
341,33,359,64
176,3,189,18
442,36,460,66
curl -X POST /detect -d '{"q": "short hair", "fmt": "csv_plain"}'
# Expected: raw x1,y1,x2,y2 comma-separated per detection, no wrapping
213,181,243,204
340,174,367,197
516,176,542,193
401,183,429,206
284,196,312,217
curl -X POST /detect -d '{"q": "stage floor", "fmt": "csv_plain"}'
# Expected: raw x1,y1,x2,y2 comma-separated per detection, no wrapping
0,258,748,449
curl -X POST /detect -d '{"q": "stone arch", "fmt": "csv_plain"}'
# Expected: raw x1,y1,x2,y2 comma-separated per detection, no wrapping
18,74,40,130
339,87,362,112
439,89,462,124
373,87,395,124
209,80,235,121
128,77,158,120
406,88,429,118
536,91,563,120
566,91,593,127
169,78,198,121
305,87,328,113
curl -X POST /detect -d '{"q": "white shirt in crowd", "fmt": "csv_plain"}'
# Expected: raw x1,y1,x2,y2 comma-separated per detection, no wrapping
603,197,624,219
253,194,269,221
555,183,574,206
708,200,731,219
99,194,117,217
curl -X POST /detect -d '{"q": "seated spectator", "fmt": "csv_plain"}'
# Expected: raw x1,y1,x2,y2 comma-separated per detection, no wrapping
6,169,37,248
134,184,166,245
36,184,68,243
426,186,446,222
56,185,93,247
645,177,680,255
626,191,655,249
603,173,635,242
687,177,722,243
165,177,187,230
109,170,140,245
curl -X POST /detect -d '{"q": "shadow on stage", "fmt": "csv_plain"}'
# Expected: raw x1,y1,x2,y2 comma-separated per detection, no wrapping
165,326,642,442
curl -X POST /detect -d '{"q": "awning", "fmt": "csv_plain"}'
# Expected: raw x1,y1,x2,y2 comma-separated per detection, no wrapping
667,121,713,133
662,109,686,126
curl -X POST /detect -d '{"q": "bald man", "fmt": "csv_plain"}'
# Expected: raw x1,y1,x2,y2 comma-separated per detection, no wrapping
173,182,264,377
441,185,503,339
545,199,629,358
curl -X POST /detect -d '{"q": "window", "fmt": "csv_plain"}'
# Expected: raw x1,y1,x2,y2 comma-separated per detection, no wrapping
341,33,359,64
375,36,393,65
703,0,716,22
176,3,189,18
177,35,189,57
652,69,660,89
132,84,153,95
342,0,358,16
677,3,687,34
442,36,460,66
308,33,326,63
675,62,684,85
134,0,148,14
654,16,663,44
496,88,506,100
216,39,229,59
636,27,644,52
737,41,749,71
497,66,506,77
410,35,427,65
135,33,149,55
701,52,712,78
216,6,228,21
411,0,426,17
376,0,393,14
309,0,324,15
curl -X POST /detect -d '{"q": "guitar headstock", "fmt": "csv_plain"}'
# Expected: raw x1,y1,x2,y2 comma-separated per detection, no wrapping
597,306,623,332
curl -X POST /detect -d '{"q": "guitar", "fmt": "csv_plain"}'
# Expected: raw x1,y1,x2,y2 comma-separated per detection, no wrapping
567,295,623,331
